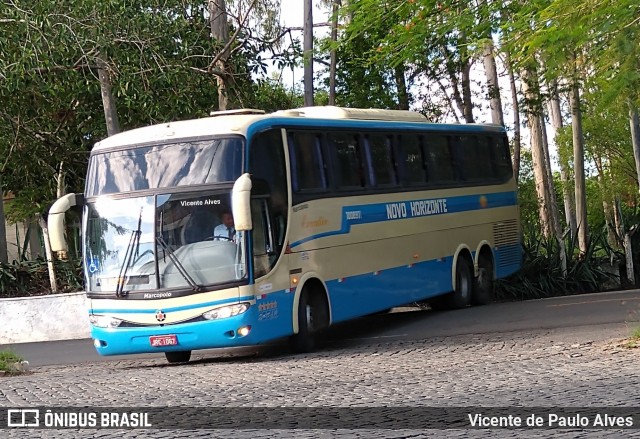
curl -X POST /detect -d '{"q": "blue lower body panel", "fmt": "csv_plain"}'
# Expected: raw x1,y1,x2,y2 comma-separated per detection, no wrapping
328,257,454,323
92,293,295,356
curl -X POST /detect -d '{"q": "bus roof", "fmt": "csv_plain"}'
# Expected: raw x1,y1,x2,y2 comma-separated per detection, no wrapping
273,106,429,122
92,106,505,152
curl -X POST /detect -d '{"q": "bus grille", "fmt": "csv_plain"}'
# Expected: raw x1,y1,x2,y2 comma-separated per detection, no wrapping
493,220,520,268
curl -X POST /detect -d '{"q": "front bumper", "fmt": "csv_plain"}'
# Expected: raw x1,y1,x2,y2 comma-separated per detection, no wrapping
91,309,262,356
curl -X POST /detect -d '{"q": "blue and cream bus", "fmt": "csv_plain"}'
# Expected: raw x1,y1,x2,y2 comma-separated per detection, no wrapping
48,106,521,363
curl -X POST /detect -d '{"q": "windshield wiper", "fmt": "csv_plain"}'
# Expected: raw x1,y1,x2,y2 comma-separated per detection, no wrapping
115,209,143,297
155,235,201,292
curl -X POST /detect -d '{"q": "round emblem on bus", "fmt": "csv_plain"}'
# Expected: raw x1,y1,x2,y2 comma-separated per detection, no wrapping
155,310,166,322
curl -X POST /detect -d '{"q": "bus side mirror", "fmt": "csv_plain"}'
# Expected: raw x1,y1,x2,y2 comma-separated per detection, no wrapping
232,173,252,231
48,193,84,253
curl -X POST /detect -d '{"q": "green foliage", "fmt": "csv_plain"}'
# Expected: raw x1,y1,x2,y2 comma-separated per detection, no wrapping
496,226,620,301
0,258,82,298
240,79,304,112
0,0,293,223
0,351,24,375
317,4,404,109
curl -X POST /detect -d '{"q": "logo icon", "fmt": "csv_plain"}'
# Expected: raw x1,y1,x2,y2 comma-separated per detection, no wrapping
7,409,40,427
155,310,166,322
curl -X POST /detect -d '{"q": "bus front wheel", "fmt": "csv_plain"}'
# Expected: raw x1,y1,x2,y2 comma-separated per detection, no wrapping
290,289,328,353
165,350,191,364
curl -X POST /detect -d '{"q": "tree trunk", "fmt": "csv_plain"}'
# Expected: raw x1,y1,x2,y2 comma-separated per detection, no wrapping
594,157,618,248
569,79,588,255
461,59,474,123
613,196,623,242
483,40,504,126
395,65,409,110
0,174,7,263
98,60,121,137
209,0,230,111
56,161,65,198
522,67,566,274
303,0,314,106
547,87,577,240
615,198,635,285
630,102,640,190
28,219,42,259
624,233,635,285
38,215,57,294
328,0,340,106
505,52,521,181
521,68,552,238
343,0,353,24
539,105,567,276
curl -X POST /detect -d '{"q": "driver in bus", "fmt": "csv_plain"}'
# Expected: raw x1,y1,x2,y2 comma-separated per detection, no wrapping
213,210,236,242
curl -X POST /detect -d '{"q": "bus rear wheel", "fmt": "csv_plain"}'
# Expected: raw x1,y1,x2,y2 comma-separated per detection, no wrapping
165,350,191,364
290,289,328,353
472,256,495,306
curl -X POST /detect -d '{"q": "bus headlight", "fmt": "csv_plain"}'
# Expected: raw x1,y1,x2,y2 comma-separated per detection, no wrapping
89,315,122,328
203,303,249,320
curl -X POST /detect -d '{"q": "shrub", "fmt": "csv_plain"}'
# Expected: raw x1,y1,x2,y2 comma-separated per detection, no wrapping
496,226,620,301
0,258,83,298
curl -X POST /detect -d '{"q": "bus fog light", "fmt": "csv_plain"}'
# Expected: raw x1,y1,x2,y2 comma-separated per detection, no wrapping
90,315,122,328
93,339,102,348
203,303,249,320
237,326,251,337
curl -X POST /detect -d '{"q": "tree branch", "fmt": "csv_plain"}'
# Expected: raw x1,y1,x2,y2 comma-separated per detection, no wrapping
207,0,259,75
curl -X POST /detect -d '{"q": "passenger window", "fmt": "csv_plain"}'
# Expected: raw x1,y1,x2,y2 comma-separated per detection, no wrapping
367,134,397,186
289,132,326,191
490,136,513,181
458,135,493,181
398,135,425,185
424,135,455,183
327,132,366,189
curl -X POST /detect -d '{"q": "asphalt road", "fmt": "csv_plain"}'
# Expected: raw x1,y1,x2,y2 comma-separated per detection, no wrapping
4,289,640,368
2,290,640,438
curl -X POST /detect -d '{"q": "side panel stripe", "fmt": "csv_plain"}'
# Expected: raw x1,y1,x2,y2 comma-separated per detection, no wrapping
290,191,517,248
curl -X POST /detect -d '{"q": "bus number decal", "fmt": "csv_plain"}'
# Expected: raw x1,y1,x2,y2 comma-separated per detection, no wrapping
258,301,279,321
345,211,362,220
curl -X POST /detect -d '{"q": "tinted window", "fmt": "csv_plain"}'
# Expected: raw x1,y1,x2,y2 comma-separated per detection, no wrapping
367,134,397,186
398,135,425,185
490,135,513,180
457,135,493,181
250,129,287,200
87,137,243,196
289,132,326,191
327,132,366,189
424,135,455,183
250,129,288,257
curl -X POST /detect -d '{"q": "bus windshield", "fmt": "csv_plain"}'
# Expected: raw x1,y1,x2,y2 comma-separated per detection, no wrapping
86,137,244,196
84,192,247,294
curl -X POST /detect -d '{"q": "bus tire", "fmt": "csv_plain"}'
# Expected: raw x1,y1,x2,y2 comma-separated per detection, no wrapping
472,255,495,306
165,350,191,364
450,257,473,309
290,288,327,353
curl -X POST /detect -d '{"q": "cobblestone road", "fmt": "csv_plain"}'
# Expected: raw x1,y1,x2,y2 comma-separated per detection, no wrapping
1,322,639,438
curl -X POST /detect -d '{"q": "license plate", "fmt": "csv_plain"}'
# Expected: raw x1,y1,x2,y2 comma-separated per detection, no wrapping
149,335,177,347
